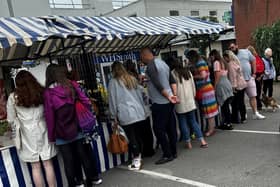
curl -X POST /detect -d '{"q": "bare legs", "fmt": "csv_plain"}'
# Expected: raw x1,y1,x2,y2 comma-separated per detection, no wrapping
31,159,56,187
205,117,216,137
249,97,257,114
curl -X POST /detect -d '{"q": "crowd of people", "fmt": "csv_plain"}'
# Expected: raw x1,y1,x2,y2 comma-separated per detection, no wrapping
5,42,276,186
108,43,276,170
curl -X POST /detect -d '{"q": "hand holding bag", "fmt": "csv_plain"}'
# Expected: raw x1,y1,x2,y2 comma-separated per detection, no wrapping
107,124,128,154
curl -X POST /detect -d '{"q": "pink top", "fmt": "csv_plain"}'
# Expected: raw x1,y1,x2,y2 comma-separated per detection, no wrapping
213,60,228,76
227,60,247,90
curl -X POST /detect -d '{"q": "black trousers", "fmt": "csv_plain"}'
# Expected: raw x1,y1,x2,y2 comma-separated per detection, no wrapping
58,139,99,187
255,78,263,109
231,89,246,123
123,121,144,157
221,97,232,125
263,79,273,97
151,103,177,158
137,117,155,157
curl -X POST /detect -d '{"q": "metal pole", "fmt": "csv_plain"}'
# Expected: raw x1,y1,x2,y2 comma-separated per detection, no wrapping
7,0,15,17
208,35,212,52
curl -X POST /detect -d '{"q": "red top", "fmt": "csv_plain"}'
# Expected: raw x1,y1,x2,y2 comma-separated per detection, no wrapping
255,55,265,74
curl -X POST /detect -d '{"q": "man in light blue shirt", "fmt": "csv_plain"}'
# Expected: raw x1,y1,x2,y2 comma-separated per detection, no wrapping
229,43,265,120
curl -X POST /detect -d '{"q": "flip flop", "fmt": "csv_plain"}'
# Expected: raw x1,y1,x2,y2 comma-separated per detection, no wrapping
205,130,215,137
200,144,208,148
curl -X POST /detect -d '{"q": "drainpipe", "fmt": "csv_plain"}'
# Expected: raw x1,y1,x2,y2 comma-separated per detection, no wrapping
7,0,15,17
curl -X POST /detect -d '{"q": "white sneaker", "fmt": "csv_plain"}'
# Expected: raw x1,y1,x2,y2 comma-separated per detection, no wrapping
92,178,103,185
128,158,142,170
76,184,85,187
252,112,266,120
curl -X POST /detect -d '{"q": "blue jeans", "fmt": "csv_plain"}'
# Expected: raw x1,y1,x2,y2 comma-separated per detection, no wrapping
177,110,203,142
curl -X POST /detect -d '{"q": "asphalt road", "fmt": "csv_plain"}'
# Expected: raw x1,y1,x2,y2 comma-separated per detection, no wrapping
99,84,280,187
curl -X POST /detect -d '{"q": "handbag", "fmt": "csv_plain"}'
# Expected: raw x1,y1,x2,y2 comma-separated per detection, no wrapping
75,99,96,133
107,124,128,154
72,81,96,134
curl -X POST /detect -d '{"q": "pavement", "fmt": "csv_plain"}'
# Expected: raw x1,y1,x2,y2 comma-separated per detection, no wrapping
98,83,280,187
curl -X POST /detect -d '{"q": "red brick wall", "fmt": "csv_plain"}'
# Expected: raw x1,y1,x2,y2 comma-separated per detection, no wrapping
233,0,280,48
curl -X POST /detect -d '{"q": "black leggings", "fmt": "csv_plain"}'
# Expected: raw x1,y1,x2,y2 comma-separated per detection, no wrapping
231,89,246,122
123,121,144,157
263,79,273,97
221,97,232,125
58,139,99,187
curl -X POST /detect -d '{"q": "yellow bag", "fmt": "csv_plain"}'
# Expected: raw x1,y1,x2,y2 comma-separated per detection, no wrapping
107,126,128,154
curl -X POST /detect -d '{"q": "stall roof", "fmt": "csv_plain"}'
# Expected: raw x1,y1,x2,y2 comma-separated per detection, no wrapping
0,16,225,62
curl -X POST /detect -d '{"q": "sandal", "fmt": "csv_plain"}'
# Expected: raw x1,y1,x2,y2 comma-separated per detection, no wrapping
200,144,208,148
205,130,215,137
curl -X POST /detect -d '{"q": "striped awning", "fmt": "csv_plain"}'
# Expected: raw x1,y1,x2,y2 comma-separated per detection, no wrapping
0,16,225,62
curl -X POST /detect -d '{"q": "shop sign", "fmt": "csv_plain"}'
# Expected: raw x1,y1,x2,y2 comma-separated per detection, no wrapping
95,51,140,63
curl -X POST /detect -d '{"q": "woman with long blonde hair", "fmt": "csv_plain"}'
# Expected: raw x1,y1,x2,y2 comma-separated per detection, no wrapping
108,61,148,170
223,50,247,124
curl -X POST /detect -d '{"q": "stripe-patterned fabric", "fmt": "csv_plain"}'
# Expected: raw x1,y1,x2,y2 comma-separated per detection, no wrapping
0,114,221,187
0,16,225,62
0,122,128,187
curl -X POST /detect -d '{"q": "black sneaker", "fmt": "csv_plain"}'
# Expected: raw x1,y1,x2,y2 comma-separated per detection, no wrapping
224,124,234,130
155,157,174,165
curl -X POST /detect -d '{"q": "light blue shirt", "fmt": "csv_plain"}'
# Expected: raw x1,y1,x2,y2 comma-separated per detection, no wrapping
236,49,256,81
262,57,276,80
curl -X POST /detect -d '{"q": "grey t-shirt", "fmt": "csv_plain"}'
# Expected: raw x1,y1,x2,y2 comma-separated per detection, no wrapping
236,49,256,81
146,58,174,104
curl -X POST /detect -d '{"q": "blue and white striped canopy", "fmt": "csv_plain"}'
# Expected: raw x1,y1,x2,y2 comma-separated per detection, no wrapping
0,15,225,62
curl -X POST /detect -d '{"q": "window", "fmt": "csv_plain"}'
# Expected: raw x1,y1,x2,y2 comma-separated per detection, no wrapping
169,10,179,16
209,10,217,17
129,14,137,17
49,0,88,9
190,10,199,17
161,51,178,65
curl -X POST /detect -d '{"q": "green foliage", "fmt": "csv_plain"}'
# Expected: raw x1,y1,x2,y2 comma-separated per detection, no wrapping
253,20,280,74
189,17,219,55
189,34,219,56
0,120,8,136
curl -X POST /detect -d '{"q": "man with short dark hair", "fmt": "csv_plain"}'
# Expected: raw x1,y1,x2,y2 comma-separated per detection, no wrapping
229,43,265,121
140,47,178,165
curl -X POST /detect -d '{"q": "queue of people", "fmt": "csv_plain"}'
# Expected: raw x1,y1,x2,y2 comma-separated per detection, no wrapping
110,44,273,170
6,43,275,186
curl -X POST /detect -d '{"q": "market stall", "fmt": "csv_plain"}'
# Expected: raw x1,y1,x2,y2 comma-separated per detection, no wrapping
0,15,225,187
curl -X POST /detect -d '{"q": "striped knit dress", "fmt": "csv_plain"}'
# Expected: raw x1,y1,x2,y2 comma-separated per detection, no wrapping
194,60,219,119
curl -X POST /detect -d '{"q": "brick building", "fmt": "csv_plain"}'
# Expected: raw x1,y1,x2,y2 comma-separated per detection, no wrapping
233,0,280,48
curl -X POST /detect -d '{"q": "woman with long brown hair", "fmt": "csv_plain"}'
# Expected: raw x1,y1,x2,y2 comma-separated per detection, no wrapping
108,61,148,170
209,49,234,130
44,64,102,187
171,58,208,149
7,70,57,187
